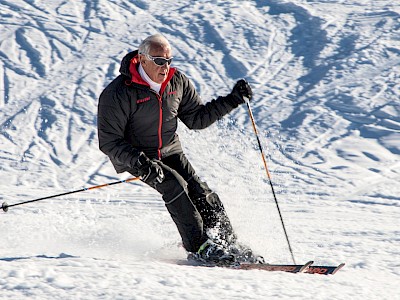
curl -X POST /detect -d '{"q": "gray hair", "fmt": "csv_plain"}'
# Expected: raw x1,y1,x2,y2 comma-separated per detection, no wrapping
138,34,171,55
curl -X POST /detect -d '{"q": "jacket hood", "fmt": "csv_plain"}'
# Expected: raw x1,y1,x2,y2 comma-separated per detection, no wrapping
119,50,138,78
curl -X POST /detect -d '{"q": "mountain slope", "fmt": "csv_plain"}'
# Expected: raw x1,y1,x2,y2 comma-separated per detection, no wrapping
0,0,399,299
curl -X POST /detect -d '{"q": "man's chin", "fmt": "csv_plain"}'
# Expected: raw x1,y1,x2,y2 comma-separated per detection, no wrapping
156,75,167,83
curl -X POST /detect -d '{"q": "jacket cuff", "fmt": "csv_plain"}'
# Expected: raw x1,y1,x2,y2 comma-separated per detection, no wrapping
225,94,241,108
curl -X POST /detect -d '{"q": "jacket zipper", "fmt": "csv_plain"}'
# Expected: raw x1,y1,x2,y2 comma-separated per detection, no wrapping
157,94,163,159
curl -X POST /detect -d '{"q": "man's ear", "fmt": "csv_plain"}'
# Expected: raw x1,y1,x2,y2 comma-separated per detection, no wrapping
139,54,145,64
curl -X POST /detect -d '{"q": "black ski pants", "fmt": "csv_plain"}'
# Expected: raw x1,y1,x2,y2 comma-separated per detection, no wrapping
130,153,236,252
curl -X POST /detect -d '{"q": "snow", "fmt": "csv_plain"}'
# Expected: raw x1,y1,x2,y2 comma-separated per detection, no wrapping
0,0,399,299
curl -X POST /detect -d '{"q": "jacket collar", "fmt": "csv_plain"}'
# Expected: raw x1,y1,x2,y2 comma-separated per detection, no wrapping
121,50,176,95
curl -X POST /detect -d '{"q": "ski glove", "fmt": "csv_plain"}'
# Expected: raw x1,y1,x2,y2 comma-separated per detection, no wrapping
135,152,165,184
230,79,253,104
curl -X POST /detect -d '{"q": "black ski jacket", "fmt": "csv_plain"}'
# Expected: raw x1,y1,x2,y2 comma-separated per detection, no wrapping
98,50,240,173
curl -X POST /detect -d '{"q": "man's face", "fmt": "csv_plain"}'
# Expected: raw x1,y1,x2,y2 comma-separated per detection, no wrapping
140,44,172,84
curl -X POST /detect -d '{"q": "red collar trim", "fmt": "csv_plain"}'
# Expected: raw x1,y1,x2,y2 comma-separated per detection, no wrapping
129,55,176,94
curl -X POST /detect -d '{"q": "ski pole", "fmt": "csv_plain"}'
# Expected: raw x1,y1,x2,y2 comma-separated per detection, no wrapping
1,177,140,213
245,98,296,264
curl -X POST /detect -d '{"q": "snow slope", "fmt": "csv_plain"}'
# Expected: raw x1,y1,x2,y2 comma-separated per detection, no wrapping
0,0,399,299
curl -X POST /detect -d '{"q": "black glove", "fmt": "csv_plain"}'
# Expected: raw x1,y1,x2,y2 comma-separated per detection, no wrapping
230,79,253,104
135,152,165,184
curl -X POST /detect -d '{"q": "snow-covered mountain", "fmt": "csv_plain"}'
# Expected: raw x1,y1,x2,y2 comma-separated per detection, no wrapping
0,0,399,299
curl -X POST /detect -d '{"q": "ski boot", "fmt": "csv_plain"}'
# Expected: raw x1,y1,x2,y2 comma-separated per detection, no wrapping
188,239,235,266
228,243,265,264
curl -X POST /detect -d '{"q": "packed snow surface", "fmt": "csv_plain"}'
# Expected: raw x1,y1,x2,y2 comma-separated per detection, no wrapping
0,0,399,299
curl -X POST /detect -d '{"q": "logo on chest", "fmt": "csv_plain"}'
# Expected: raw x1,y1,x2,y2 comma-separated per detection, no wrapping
136,97,151,104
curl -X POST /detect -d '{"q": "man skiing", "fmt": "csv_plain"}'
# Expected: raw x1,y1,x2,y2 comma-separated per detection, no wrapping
98,33,256,263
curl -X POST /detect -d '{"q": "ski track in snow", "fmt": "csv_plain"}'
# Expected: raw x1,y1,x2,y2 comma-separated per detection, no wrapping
0,0,399,299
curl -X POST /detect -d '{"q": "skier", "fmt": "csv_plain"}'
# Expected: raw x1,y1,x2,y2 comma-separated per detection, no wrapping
98,33,256,263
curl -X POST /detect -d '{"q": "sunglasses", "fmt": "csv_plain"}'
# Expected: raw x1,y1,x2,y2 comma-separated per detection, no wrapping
145,54,173,66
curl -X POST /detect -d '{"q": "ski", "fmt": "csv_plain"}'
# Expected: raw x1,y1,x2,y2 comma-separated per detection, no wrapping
235,260,314,273
305,263,346,275
185,257,345,275
235,261,345,275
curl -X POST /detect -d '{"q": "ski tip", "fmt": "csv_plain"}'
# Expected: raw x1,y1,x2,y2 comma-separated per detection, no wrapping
305,262,346,275
299,261,314,273
332,263,345,275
